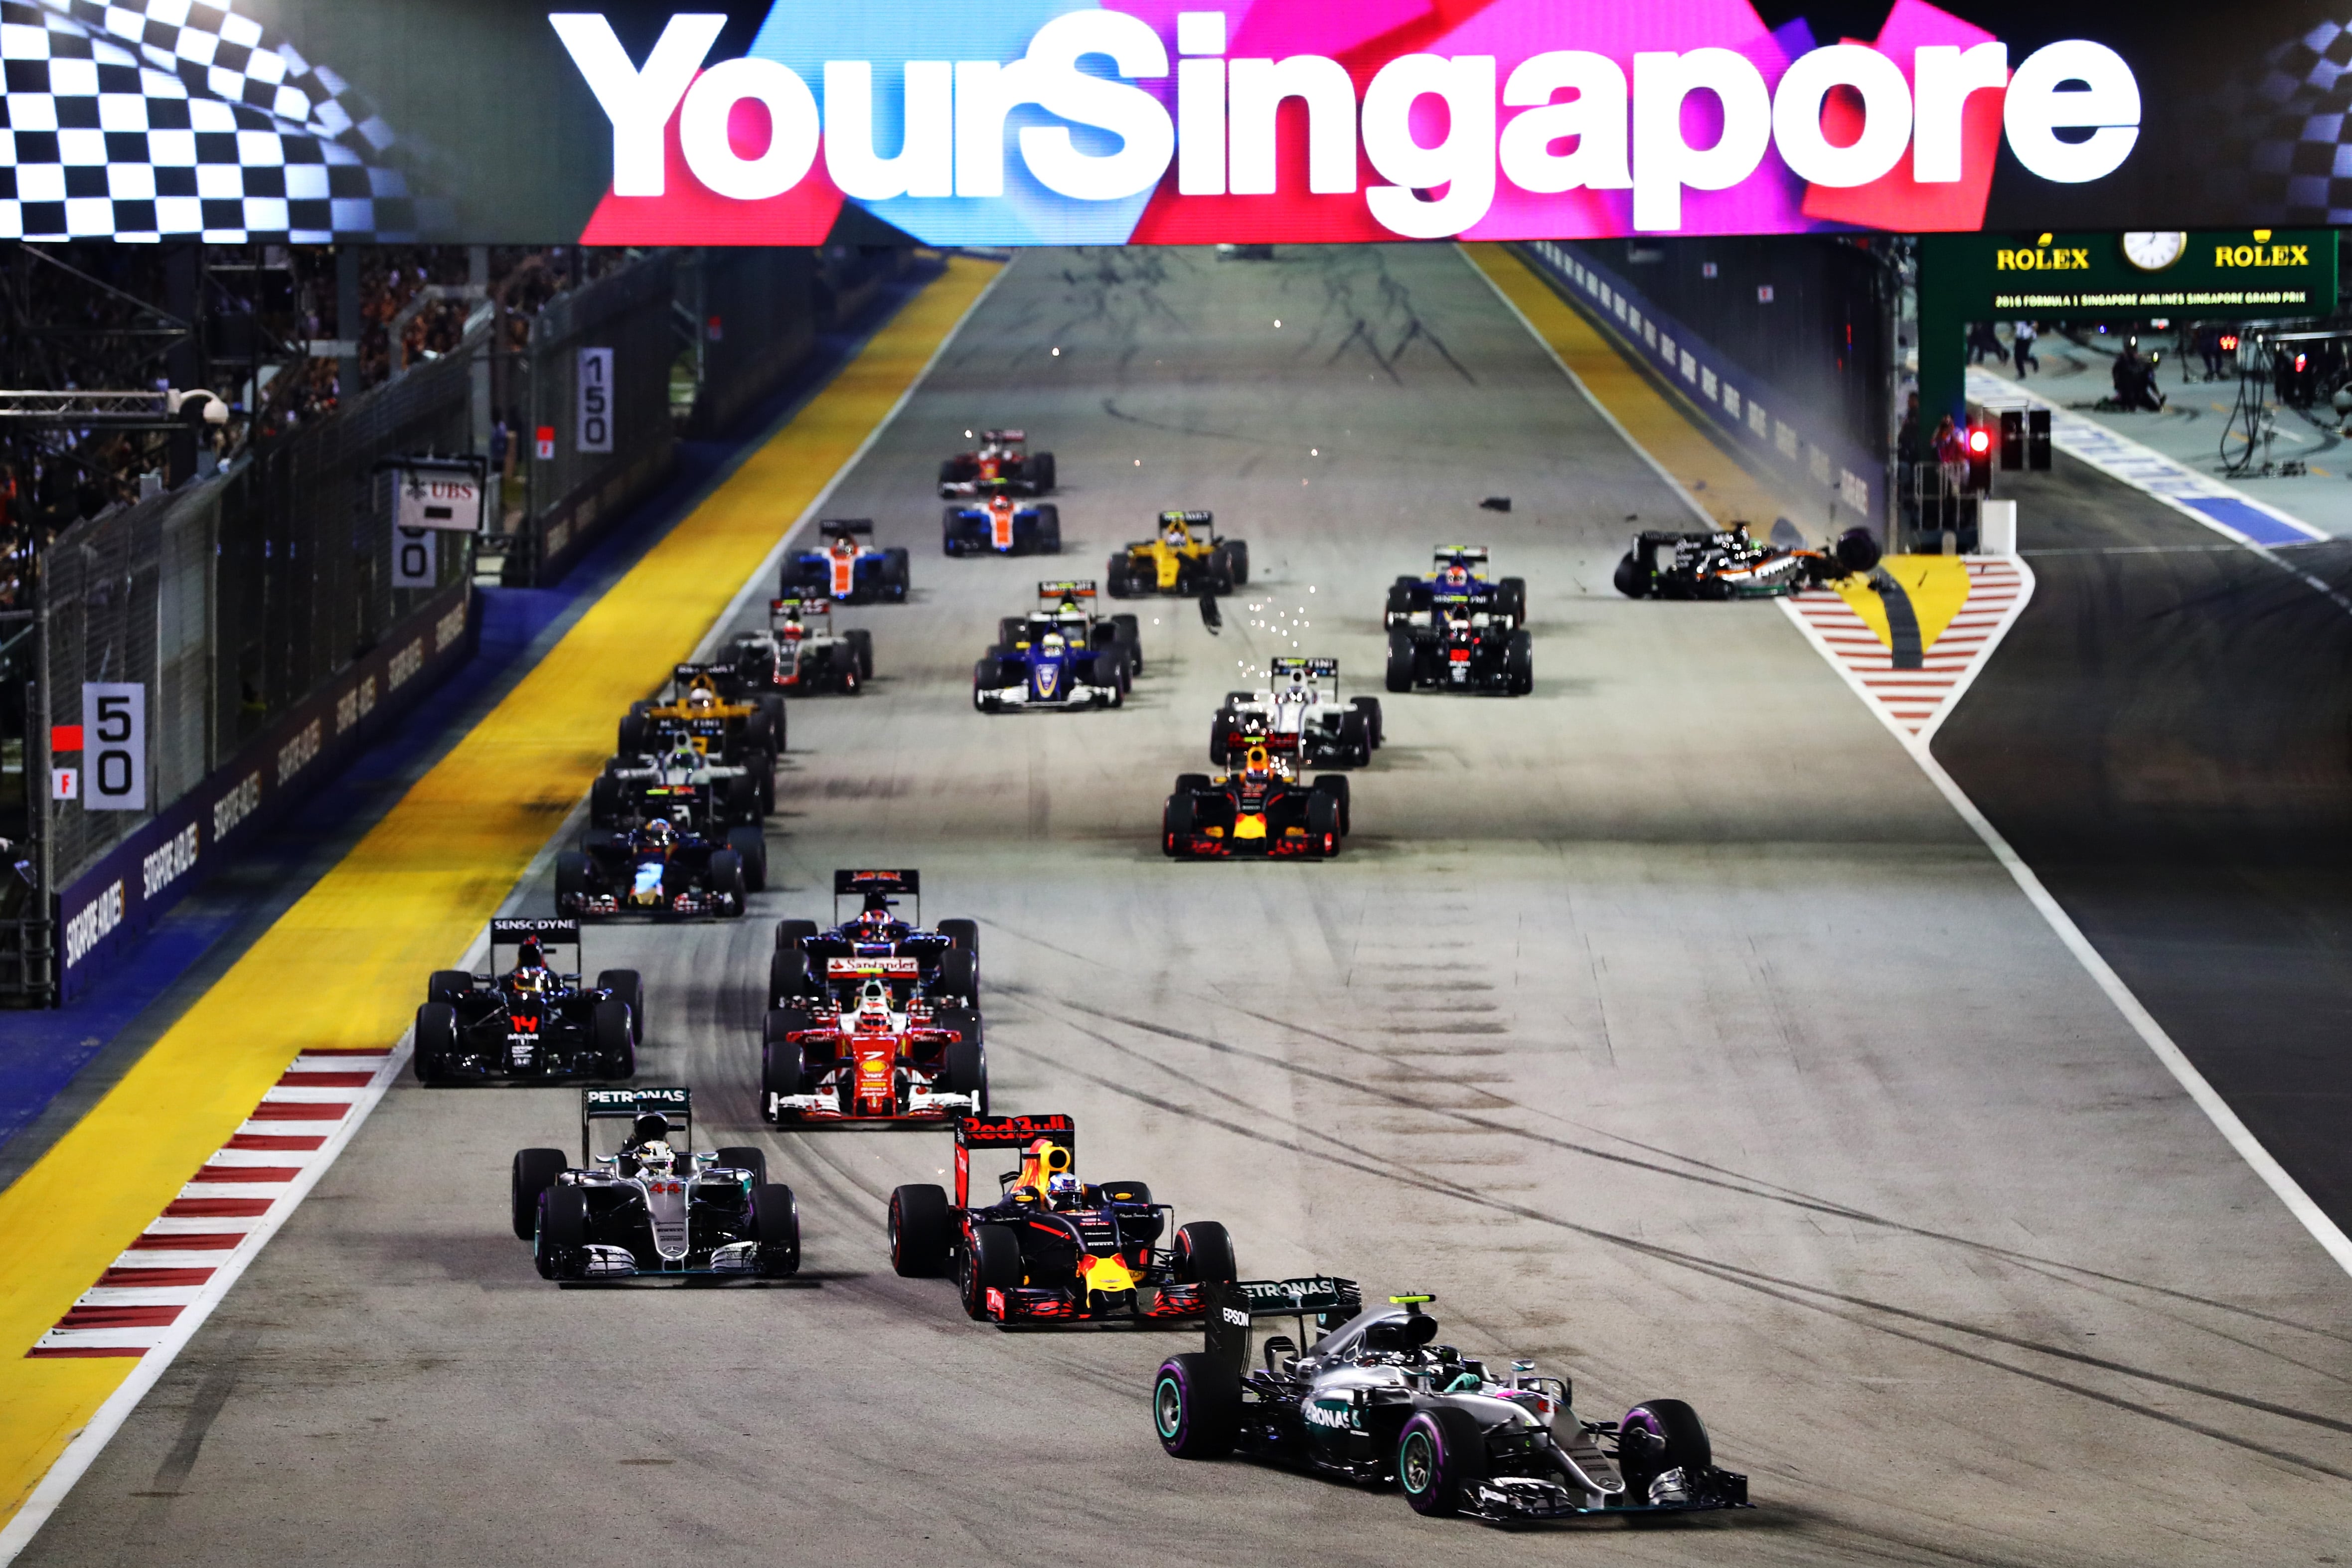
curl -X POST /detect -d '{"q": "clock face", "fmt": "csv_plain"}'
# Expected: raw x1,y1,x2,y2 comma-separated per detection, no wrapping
2121,231,2187,271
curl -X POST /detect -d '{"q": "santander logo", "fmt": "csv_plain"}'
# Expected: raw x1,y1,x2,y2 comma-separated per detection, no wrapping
552,3,2141,244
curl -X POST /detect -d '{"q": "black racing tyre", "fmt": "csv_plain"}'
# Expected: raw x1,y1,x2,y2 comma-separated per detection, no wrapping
1036,502,1062,553
1499,575,1528,625
709,850,748,914
1163,793,1196,857
716,1146,768,1187
616,713,646,756
972,661,997,712
755,751,777,815
1174,773,1211,795
769,949,816,1008
413,1002,457,1084
1210,551,1236,595
1386,628,1415,693
1029,451,1056,492
1617,1399,1713,1502
962,1223,1023,1319
594,968,645,1045
510,1148,568,1240
1154,1352,1241,1459
762,696,787,755
427,968,471,1006
762,1012,814,1105
943,1037,985,1098
1174,1220,1237,1285
1337,710,1371,768
1351,695,1384,748
1506,629,1534,696
998,616,1026,649
1311,775,1351,836
1207,716,1231,765
1835,525,1882,575
1306,790,1340,856
1613,551,1651,599
591,998,634,1078
939,457,964,485
937,945,978,1003
939,918,979,957
753,1183,801,1276
589,773,623,829
933,1004,982,1048
1112,614,1141,670
723,771,758,822
1384,582,1414,621
1104,557,1131,597
538,1185,589,1278
884,546,912,598
726,825,768,892
942,505,968,554
1398,1407,1487,1516
889,1183,953,1278
1226,538,1249,585
774,917,818,953
846,627,875,679
554,852,588,915
744,707,775,757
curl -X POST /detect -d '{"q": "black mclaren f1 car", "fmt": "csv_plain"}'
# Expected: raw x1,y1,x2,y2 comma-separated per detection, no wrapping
414,918,641,1085
1612,521,1879,599
1153,1284,1751,1524
1385,600,1530,695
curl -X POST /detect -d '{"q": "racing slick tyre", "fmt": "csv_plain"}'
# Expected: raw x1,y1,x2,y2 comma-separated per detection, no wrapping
934,1006,983,1055
998,616,1027,649
554,852,590,916
1207,716,1232,765
1351,695,1384,748
1175,773,1211,795
1616,1399,1713,1505
761,695,787,755
1835,525,1882,575
1498,575,1528,626
1311,775,1351,836
413,1002,458,1085
1112,613,1142,671
595,969,645,1045
883,547,912,600
1162,793,1196,857
943,1038,986,1111
1385,582,1414,622
1153,1353,1241,1460
938,457,967,486
889,1184,953,1277
1386,628,1415,693
1505,629,1534,696
617,713,647,756
589,773,623,829
427,969,471,1006
938,918,979,957
510,1148,567,1240
715,1146,767,1185
723,771,759,823
1337,710,1372,767
1398,1408,1488,1516
709,851,749,915
938,946,979,1004
1027,451,1056,492
753,1183,801,1276
846,627,875,680
1305,791,1341,857
972,660,997,712
536,1185,590,1280
761,1012,816,1110
774,918,818,952
962,1223,1023,1319
1174,1220,1237,1286
941,506,969,555
769,950,817,1007
591,999,634,1079
1104,557,1133,597
754,751,778,815
1226,539,1250,585
1036,503,1062,553
726,825,769,892
1613,551,1652,599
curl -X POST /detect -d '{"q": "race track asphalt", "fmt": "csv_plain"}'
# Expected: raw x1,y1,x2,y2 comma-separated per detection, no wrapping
22,247,2352,1568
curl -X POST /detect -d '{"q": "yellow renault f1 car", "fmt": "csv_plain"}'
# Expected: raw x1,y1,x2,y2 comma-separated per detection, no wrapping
618,664,784,810
1107,509,1250,598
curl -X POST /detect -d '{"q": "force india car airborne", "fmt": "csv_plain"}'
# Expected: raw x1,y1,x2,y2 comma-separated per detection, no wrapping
1612,522,1879,600
1210,658,1382,769
1164,743,1349,859
939,428,1056,497
761,956,986,1125
767,869,981,1012
1385,545,1526,628
415,918,642,1085
783,518,912,604
1152,1285,1750,1524
727,597,872,696
557,815,763,919
973,584,1132,712
886,1113,1239,1325
510,1087,800,1282
944,492,1062,557
1107,509,1248,598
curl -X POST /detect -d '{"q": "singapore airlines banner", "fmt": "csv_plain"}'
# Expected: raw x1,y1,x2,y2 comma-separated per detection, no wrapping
0,0,2343,245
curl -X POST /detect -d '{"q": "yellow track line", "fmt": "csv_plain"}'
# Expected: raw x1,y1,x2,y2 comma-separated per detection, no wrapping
0,255,1000,1530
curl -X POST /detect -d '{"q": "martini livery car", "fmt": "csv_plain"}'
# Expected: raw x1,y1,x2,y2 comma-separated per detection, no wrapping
414,918,641,1085
1211,658,1381,769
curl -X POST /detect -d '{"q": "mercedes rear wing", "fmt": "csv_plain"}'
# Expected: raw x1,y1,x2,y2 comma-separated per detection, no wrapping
1203,1276,1365,1372
580,1085,691,1164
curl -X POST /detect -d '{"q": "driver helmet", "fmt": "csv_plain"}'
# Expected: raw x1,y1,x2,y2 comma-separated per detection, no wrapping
686,686,716,711
511,963,549,996
1443,563,1470,587
1243,745,1271,781
643,818,677,850
1040,631,1065,652
1046,1172,1086,1210
856,980,893,1030
990,492,1014,514
634,1139,676,1176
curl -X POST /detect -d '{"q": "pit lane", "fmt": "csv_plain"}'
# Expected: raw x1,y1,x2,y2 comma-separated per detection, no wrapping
22,246,2351,1568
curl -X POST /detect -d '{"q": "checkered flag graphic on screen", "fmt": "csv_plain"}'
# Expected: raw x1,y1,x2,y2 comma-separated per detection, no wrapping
1,0,419,242
2241,18,2352,224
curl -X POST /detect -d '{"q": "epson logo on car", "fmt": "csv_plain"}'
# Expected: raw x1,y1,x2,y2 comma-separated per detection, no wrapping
1221,1305,1249,1327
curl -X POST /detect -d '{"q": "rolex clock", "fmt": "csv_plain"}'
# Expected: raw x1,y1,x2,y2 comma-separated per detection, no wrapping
2121,231,2187,271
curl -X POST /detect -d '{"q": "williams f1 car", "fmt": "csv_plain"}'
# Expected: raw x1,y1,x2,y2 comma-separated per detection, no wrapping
1211,658,1381,769
1164,744,1348,858
767,869,980,1012
1385,545,1525,628
618,665,782,811
886,1113,1239,1325
727,597,871,696
591,735,764,833
944,492,1062,557
557,816,762,919
1612,522,1878,600
1153,1285,1751,1523
1385,601,1531,696
783,518,911,604
762,956,985,1124
1107,510,1248,598
415,918,641,1085
939,429,1056,497
509,1087,799,1281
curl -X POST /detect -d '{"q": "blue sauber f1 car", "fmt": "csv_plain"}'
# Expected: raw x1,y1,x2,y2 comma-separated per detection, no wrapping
944,492,1062,556
973,591,1126,713
783,518,911,605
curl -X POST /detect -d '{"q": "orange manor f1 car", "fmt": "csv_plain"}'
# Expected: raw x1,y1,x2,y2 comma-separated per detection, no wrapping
944,491,1062,557
1612,521,1878,600
1152,1286,1751,1524
415,918,642,1085
761,956,985,1125
509,1087,799,1282
886,1113,1239,1325
1163,743,1348,859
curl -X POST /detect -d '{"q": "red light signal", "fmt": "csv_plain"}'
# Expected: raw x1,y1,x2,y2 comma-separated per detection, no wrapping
1967,427,1991,455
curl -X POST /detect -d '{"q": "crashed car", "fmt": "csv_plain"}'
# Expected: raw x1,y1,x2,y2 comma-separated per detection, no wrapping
1152,1285,1751,1523
1612,522,1878,600
1385,545,1525,628
1107,509,1248,598
557,815,762,919
1164,742,1348,859
886,1112,1239,1325
939,428,1056,497
727,597,871,696
509,1086,799,1281
762,956,985,1124
591,735,764,833
1385,600,1531,696
782,518,911,604
944,492,1062,557
768,869,981,1012
1211,658,1381,769
415,917,642,1085
618,664,782,812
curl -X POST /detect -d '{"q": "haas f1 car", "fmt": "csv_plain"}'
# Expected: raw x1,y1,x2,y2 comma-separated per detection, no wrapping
761,956,986,1124
1164,743,1349,859
1153,1285,1751,1523
1211,658,1382,769
1385,545,1525,627
939,429,1056,497
784,518,911,604
728,597,872,696
1108,510,1249,598
509,1087,799,1281
415,918,642,1085
944,492,1062,557
1613,522,1878,600
557,816,763,919
886,1113,1239,1325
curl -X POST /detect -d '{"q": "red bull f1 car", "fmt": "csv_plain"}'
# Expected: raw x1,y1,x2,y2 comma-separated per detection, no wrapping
1612,522,1878,600
509,1087,799,1281
727,597,871,696
886,1113,1239,1325
944,492,1062,556
1153,1285,1751,1523
939,428,1056,497
1164,743,1348,858
415,918,642,1085
783,518,911,604
1211,658,1381,769
762,956,986,1124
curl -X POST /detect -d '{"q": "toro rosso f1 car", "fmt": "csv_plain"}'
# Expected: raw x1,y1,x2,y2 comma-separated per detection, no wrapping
1153,1285,1751,1523
939,429,1056,497
783,518,911,604
558,816,762,919
768,869,981,1011
728,597,871,696
762,956,985,1124
944,492,1062,557
1107,510,1248,598
1164,743,1348,859
1613,522,1878,600
415,918,642,1085
1211,658,1381,769
509,1087,800,1281
886,1113,1239,1325
1385,545,1525,627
